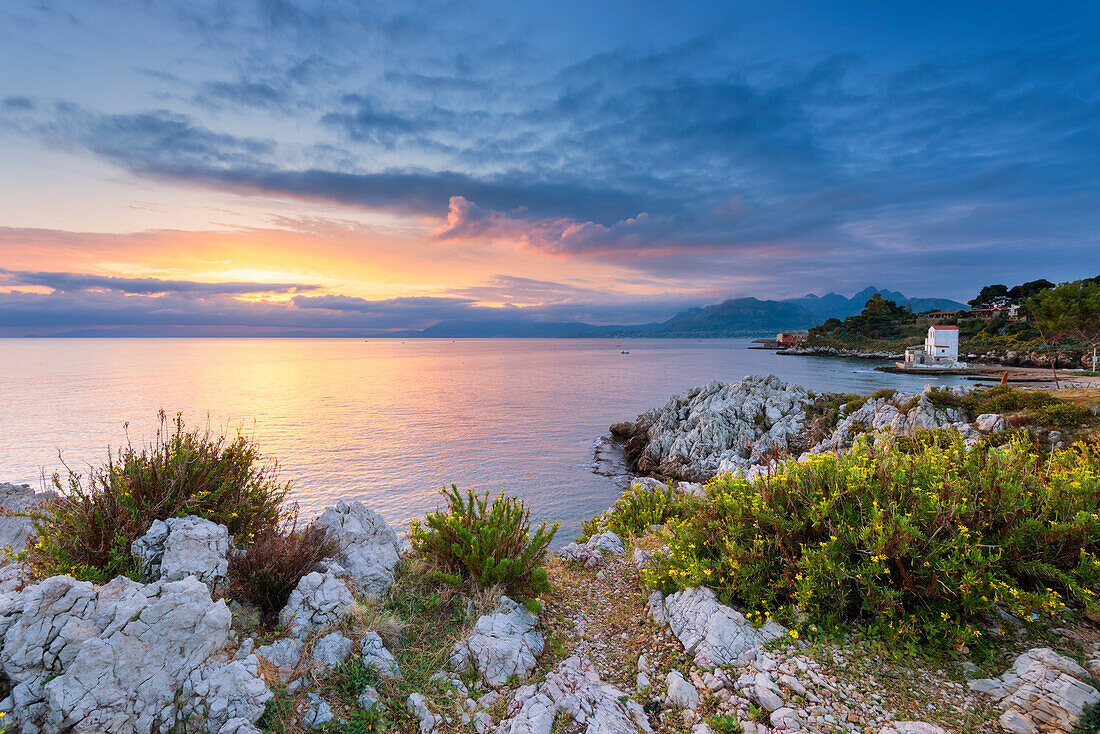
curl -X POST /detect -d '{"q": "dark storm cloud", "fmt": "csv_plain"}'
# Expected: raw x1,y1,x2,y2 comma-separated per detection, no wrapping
0,269,320,295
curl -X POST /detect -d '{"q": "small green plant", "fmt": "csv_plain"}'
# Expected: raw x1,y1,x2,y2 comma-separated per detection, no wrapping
706,714,741,732
226,520,339,622
408,485,558,595
17,411,290,583
256,685,293,733
1075,701,1100,734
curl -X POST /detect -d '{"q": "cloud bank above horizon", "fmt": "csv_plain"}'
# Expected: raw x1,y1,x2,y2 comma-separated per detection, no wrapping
1,0,1098,334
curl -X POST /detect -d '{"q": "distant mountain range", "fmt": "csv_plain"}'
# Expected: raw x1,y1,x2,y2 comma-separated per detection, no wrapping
392,287,968,338
36,287,967,338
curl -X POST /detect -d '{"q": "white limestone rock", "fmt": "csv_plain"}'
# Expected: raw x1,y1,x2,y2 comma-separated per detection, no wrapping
976,413,1007,433
665,670,698,710
451,596,543,688
585,531,624,555
360,631,401,679
0,483,57,556
300,692,333,728
879,724,952,734
132,516,231,590
654,587,786,669
0,574,270,733
968,647,1100,732
310,631,353,671
610,375,811,481
315,501,401,596
256,637,304,672
493,655,652,734
357,684,383,712
279,571,353,637
557,543,606,569
407,692,441,734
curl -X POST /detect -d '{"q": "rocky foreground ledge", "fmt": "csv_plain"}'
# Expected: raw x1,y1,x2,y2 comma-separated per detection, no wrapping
0,376,1097,734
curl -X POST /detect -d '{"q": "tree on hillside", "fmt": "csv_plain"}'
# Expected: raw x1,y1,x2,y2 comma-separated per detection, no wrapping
969,284,1009,308
1026,279,1100,372
1006,279,1054,302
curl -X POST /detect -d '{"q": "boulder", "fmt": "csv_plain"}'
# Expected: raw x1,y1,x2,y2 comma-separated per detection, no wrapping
648,587,786,669
279,571,353,637
665,670,698,709
132,516,231,590
360,631,401,679
310,631,353,671
585,531,624,555
975,413,1007,433
609,375,810,481
557,543,605,569
0,482,58,555
0,574,270,733
450,596,543,687
494,655,652,734
315,501,401,596
968,647,1100,732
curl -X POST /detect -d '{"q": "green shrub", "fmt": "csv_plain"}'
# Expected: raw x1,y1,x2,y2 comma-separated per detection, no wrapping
584,482,692,540
19,411,290,582
1075,701,1100,734
226,521,339,622
408,485,558,595
1032,402,1092,429
643,432,1100,647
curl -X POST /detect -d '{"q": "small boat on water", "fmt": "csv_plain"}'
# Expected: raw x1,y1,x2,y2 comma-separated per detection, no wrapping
621,350,630,354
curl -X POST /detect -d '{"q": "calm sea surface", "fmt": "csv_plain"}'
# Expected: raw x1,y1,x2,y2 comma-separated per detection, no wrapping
0,338,971,543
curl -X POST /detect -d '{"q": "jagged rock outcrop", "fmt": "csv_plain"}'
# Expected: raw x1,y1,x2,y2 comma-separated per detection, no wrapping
968,647,1100,733
0,483,58,555
0,574,270,733
556,543,606,569
610,375,810,481
451,596,543,687
315,501,402,596
812,390,969,454
279,570,354,637
648,586,786,669
494,655,652,734
132,516,231,590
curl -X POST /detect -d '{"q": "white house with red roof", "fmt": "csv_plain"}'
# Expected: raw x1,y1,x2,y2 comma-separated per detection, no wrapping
900,325,966,369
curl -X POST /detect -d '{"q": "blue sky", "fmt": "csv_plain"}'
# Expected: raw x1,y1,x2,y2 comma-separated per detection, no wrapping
0,0,1098,334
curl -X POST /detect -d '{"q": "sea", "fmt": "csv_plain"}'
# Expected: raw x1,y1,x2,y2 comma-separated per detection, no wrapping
0,338,973,544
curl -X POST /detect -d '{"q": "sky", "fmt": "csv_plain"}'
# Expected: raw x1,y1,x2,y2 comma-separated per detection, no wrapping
1,0,1098,335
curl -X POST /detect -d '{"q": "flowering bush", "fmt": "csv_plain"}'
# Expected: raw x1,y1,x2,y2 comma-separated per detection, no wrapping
16,411,290,582
408,485,557,595
642,432,1100,646
580,481,692,540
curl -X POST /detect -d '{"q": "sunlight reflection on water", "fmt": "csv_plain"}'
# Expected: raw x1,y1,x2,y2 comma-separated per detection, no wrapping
0,338,971,543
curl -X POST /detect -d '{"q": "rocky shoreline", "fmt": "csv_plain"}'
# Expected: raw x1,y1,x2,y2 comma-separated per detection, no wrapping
0,376,1097,734
777,344,1089,370
608,374,998,482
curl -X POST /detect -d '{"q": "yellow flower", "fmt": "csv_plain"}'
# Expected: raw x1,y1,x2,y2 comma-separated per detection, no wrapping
789,629,799,639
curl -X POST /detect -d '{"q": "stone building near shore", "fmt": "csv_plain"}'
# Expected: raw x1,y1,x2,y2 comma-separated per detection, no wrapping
900,325,967,369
